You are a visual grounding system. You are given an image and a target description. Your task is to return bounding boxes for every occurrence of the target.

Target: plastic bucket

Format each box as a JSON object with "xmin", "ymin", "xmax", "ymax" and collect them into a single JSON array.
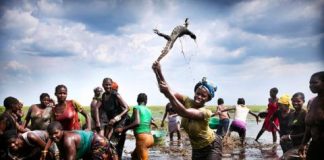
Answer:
[
  {"xmin": 209, "ymin": 117, "xmax": 220, "ymax": 129},
  {"xmin": 152, "ymin": 130, "xmax": 167, "ymax": 145}
]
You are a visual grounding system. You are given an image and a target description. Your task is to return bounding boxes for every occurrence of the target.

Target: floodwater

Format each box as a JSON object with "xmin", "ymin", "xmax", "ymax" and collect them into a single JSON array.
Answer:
[{"xmin": 121, "ymin": 119, "xmax": 284, "ymax": 160}]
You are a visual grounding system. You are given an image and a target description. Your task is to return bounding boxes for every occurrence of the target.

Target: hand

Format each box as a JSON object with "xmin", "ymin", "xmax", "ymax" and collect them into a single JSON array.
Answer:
[
  {"xmin": 115, "ymin": 127, "xmax": 123, "ymax": 133},
  {"xmin": 160, "ymin": 122, "xmax": 164, "ymax": 128},
  {"xmin": 108, "ymin": 119, "xmax": 116, "ymax": 126},
  {"xmin": 298, "ymin": 145, "xmax": 306, "ymax": 159},
  {"xmin": 152, "ymin": 61, "xmax": 161, "ymax": 72},
  {"xmin": 158, "ymin": 81, "xmax": 171, "ymax": 96},
  {"xmin": 280, "ymin": 135, "xmax": 289, "ymax": 142},
  {"xmin": 153, "ymin": 29, "xmax": 160, "ymax": 34}
]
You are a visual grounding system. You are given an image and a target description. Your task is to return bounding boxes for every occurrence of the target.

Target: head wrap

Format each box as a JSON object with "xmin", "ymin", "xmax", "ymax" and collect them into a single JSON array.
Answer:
[
  {"xmin": 194, "ymin": 77, "xmax": 217, "ymax": 100},
  {"xmin": 278, "ymin": 94, "xmax": 292, "ymax": 108},
  {"xmin": 112, "ymin": 81, "xmax": 118, "ymax": 91}
]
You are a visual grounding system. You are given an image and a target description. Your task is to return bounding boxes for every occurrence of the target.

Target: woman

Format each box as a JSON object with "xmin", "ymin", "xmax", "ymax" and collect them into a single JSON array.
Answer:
[
  {"xmin": 52, "ymin": 84, "xmax": 91, "ymax": 130},
  {"xmin": 280, "ymin": 92, "xmax": 306, "ymax": 159},
  {"xmin": 215, "ymin": 98, "xmax": 230, "ymax": 137},
  {"xmin": 255, "ymin": 87, "xmax": 279, "ymax": 143},
  {"xmin": 221, "ymin": 98, "xmax": 259, "ymax": 145},
  {"xmin": 90, "ymin": 87, "xmax": 103, "ymax": 134},
  {"xmin": 152, "ymin": 61, "xmax": 222, "ymax": 160},
  {"xmin": 115, "ymin": 93, "xmax": 158, "ymax": 160},
  {"xmin": 299, "ymin": 71, "xmax": 324, "ymax": 159},
  {"xmin": 161, "ymin": 102, "xmax": 181, "ymax": 141},
  {"xmin": 270, "ymin": 94, "xmax": 293, "ymax": 153},
  {"xmin": 0, "ymin": 97, "xmax": 21, "ymax": 159},
  {"xmin": 94, "ymin": 78, "xmax": 130, "ymax": 159},
  {"xmin": 24, "ymin": 93, "xmax": 53, "ymax": 130},
  {"xmin": 4, "ymin": 130, "xmax": 59, "ymax": 160}
]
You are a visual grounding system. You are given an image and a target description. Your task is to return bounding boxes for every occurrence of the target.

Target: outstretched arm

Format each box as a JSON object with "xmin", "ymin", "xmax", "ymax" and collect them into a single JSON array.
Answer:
[
  {"xmin": 152, "ymin": 61, "xmax": 204, "ymax": 120},
  {"xmin": 161, "ymin": 105, "xmax": 169, "ymax": 127},
  {"xmin": 249, "ymin": 111, "xmax": 259, "ymax": 124}
]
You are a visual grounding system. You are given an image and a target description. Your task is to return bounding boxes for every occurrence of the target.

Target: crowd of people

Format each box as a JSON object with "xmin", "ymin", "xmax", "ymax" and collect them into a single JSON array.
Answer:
[{"xmin": 0, "ymin": 63, "xmax": 323, "ymax": 160}]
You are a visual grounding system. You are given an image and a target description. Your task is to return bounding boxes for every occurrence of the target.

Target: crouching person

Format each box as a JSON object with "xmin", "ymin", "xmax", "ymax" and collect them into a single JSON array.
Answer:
[{"xmin": 43, "ymin": 121, "xmax": 117, "ymax": 160}]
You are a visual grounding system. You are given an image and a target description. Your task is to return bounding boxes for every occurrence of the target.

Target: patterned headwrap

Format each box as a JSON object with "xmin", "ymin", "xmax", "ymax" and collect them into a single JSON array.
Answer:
[
  {"xmin": 194, "ymin": 77, "xmax": 217, "ymax": 100},
  {"xmin": 278, "ymin": 94, "xmax": 292, "ymax": 108}
]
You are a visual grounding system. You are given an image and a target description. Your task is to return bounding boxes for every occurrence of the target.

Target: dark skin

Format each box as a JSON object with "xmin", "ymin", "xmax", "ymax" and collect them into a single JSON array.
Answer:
[
  {"xmin": 270, "ymin": 103, "xmax": 291, "ymax": 134},
  {"xmin": 90, "ymin": 88, "xmax": 103, "ymax": 134},
  {"xmin": 0, "ymin": 102, "xmax": 21, "ymax": 136},
  {"xmin": 94, "ymin": 79, "xmax": 130, "ymax": 139},
  {"xmin": 255, "ymin": 88, "xmax": 278, "ymax": 142},
  {"xmin": 48, "ymin": 129, "xmax": 81, "ymax": 160},
  {"xmin": 24, "ymin": 95, "xmax": 51, "ymax": 129},
  {"xmin": 280, "ymin": 95, "xmax": 305, "ymax": 142},
  {"xmin": 152, "ymin": 61, "xmax": 207, "ymax": 120},
  {"xmin": 299, "ymin": 74, "xmax": 324, "ymax": 158},
  {"xmin": 7, "ymin": 132, "xmax": 48, "ymax": 160},
  {"xmin": 220, "ymin": 105, "xmax": 259, "ymax": 145},
  {"xmin": 54, "ymin": 87, "xmax": 91, "ymax": 130},
  {"xmin": 161, "ymin": 103, "xmax": 181, "ymax": 141},
  {"xmin": 115, "ymin": 101, "xmax": 158, "ymax": 133}
]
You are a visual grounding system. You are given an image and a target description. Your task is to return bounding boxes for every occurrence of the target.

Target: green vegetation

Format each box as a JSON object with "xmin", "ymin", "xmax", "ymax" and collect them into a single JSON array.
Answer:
[{"xmin": 0, "ymin": 105, "xmax": 267, "ymax": 124}]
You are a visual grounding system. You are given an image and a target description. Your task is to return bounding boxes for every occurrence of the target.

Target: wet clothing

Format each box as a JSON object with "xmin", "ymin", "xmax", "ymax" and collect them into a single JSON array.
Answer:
[
  {"xmin": 101, "ymin": 91, "xmax": 130, "ymax": 158},
  {"xmin": 272, "ymin": 109, "xmax": 294, "ymax": 153},
  {"xmin": 192, "ymin": 136, "xmax": 222, "ymax": 160},
  {"xmin": 0, "ymin": 112, "xmax": 17, "ymax": 159},
  {"xmin": 22, "ymin": 130, "xmax": 58, "ymax": 155},
  {"xmin": 229, "ymin": 120, "xmax": 246, "ymax": 138},
  {"xmin": 132, "ymin": 133, "xmax": 154, "ymax": 160},
  {"xmin": 181, "ymin": 96, "xmax": 216, "ymax": 149},
  {"xmin": 288, "ymin": 109, "xmax": 306, "ymax": 147},
  {"xmin": 75, "ymin": 130, "xmax": 93, "ymax": 159},
  {"xmin": 216, "ymin": 118, "xmax": 229, "ymax": 137},
  {"xmin": 29, "ymin": 106, "xmax": 52, "ymax": 130},
  {"xmin": 131, "ymin": 105, "xmax": 152, "ymax": 134},
  {"xmin": 68, "ymin": 130, "xmax": 110, "ymax": 160},
  {"xmin": 168, "ymin": 114, "xmax": 181, "ymax": 133},
  {"xmin": 53, "ymin": 100, "xmax": 83, "ymax": 130},
  {"xmin": 264, "ymin": 99, "xmax": 279, "ymax": 132}
]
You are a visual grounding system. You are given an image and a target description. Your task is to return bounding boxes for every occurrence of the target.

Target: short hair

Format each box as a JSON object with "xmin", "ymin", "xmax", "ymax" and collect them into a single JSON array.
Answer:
[
  {"xmin": 270, "ymin": 87, "xmax": 278, "ymax": 94},
  {"xmin": 292, "ymin": 92, "xmax": 305, "ymax": 102},
  {"xmin": 47, "ymin": 121, "xmax": 63, "ymax": 133},
  {"xmin": 3, "ymin": 130, "xmax": 18, "ymax": 143},
  {"xmin": 217, "ymin": 98, "xmax": 224, "ymax": 105},
  {"xmin": 237, "ymin": 98, "xmax": 245, "ymax": 105},
  {"xmin": 137, "ymin": 93, "xmax": 147, "ymax": 105},
  {"xmin": 55, "ymin": 84, "xmax": 67, "ymax": 94},
  {"xmin": 40, "ymin": 93, "xmax": 50, "ymax": 101},
  {"xmin": 102, "ymin": 77, "xmax": 113, "ymax": 83},
  {"xmin": 3, "ymin": 96, "xmax": 19, "ymax": 109},
  {"xmin": 311, "ymin": 71, "xmax": 324, "ymax": 81}
]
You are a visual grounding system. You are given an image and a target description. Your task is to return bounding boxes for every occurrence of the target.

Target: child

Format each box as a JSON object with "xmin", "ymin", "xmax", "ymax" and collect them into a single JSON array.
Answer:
[
  {"xmin": 161, "ymin": 103, "xmax": 181, "ymax": 141},
  {"xmin": 215, "ymin": 98, "xmax": 230, "ymax": 137},
  {"xmin": 221, "ymin": 98, "xmax": 259, "ymax": 145}
]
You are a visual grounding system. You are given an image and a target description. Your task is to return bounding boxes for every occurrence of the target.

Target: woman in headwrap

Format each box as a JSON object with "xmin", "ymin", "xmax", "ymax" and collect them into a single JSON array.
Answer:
[
  {"xmin": 152, "ymin": 61, "xmax": 222, "ymax": 160},
  {"xmin": 270, "ymin": 94, "xmax": 293, "ymax": 153},
  {"xmin": 299, "ymin": 71, "xmax": 324, "ymax": 159}
]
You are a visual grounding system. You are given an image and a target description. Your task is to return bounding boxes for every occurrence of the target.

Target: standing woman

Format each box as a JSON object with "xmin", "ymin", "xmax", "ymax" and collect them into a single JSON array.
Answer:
[
  {"xmin": 115, "ymin": 93, "xmax": 158, "ymax": 160},
  {"xmin": 255, "ymin": 87, "xmax": 279, "ymax": 143},
  {"xmin": 270, "ymin": 94, "xmax": 293, "ymax": 153},
  {"xmin": 52, "ymin": 84, "xmax": 91, "ymax": 130},
  {"xmin": 24, "ymin": 93, "xmax": 53, "ymax": 130},
  {"xmin": 0, "ymin": 97, "xmax": 21, "ymax": 159},
  {"xmin": 299, "ymin": 71, "xmax": 324, "ymax": 159},
  {"xmin": 152, "ymin": 61, "xmax": 222, "ymax": 160},
  {"xmin": 94, "ymin": 78, "xmax": 130, "ymax": 159}
]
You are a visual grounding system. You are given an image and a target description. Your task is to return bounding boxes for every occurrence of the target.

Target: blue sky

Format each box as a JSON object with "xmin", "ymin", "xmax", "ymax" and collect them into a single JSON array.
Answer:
[{"xmin": 1, "ymin": 0, "xmax": 323, "ymax": 107}]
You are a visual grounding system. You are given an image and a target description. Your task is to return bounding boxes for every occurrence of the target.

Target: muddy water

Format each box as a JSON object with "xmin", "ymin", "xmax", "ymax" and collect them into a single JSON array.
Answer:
[{"xmin": 121, "ymin": 120, "xmax": 283, "ymax": 160}]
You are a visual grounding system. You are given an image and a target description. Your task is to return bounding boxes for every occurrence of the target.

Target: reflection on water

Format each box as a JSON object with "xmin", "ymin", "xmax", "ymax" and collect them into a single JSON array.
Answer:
[{"xmin": 122, "ymin": 120, "xmax": 283, "ymax": 160}]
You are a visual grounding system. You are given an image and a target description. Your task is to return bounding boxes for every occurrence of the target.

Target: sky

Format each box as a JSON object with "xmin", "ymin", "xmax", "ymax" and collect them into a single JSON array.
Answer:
[{"xmin": 0, "ymin": 0, "xmax": 323, "ymax": 107}]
